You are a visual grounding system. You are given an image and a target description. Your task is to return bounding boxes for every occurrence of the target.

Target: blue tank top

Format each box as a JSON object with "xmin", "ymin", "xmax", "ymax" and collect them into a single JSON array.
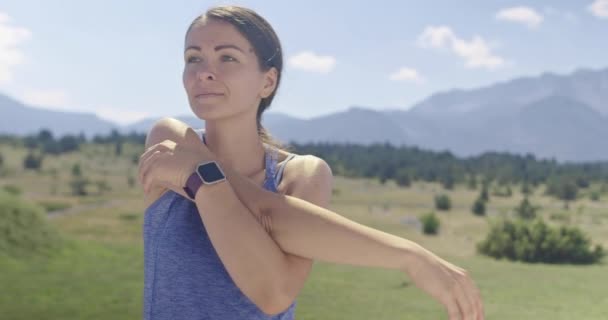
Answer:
[{"xmin": 143, "ymin": 129, "xmax": 298, "ymax": 320}]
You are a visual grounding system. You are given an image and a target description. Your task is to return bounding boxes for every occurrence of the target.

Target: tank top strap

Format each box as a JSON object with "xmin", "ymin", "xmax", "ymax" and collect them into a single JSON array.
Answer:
[
  {"xmin": 275, "ymin": 153, "xmax": 297, "ymax": 186},
  {"xmin": 201, "ymin": 129, "xmax": 278, "ymax": 189},
  {"xmin": 263, "ymin": 144, "xmax": 279, "ymax": 182}
]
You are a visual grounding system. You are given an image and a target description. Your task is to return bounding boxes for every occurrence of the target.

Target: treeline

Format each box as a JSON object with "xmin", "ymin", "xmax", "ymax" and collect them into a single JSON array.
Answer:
[
  {"xmin": 2, "ymin": 130, "xmax": 608, "ymax": 190},
  {"xmin": 289, "ymin": 142, "xmax": 608, "ymax": 188},
  {"xmin": 0, "ymin": 128, "xmax": 146, "ymax": 155}
]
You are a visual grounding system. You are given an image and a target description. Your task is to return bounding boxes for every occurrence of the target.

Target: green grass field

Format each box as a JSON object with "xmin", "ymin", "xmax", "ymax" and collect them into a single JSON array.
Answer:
[{"xmin": 1, "ymin": 142, "xmax": 607, "ymax": 319}]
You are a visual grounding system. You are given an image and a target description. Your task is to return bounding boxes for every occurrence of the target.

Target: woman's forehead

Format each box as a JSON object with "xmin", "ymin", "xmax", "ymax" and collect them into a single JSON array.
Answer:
[{"xmin": 186, "ymin": 19, "xmax": 251, "ymax": 50}]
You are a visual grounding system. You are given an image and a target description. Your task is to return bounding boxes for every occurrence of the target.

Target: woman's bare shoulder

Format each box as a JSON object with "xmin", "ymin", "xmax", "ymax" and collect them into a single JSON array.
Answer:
[
  {"xmin": 276, "ymin": 151, "xmax": 333, "ymax": 199},
  {"xmin": 145, "ymin": 117, "xmax": 196, "ymax": 145},
  {"xmin": 142, "ymin": 117, "xmax": 199, "ymax": 208}
]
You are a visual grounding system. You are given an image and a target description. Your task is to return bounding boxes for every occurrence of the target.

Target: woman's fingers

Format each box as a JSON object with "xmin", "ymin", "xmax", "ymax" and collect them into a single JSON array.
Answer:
[
  {"xmin": 142, "ymin": 154, "xmax": 163, "ymax": 195},
  {"xmin": 446, "ymin": 294, "xmax": 462, "ymax": 320},
  {"xmin": 458, "ymin": 271, "xmax": 485, "ymax": 320},
  {"xmin": 460, "ymin": 272, "xmax": 483, "ymax": 320},
  {"xmin": 138, "ymin": 144, "xmax": 171, "ymax": 186}
]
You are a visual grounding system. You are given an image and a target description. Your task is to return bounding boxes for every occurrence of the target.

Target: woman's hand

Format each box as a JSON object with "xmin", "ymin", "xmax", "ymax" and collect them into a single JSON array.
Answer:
[
  {"xmin": 403, "ymin": 247, "xmax": 484, "ymax": 320},
  {"xmin": 138, "ymin": 127, "xmax": 215, "ymax": 195}
]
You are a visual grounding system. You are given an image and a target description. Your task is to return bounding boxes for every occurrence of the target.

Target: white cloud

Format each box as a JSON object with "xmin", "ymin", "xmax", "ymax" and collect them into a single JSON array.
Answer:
[
  {"xmin": 417, "ymin": 26, "xmax": 505, "ymax": 70},
  {"xmin": 95, "ymin": 106, "xmax": 151, "ymax": 125},
  {"xmin": 0, "ymin": 12, "xmax": 31, "ymax": 83},
  {"xmin": 496, "ymin": 6, "xmax": 544, "ymax": 28},
  {"xmin": 389, "ymin": 67, "xmax": 425, "ymax": 83},
  {"xmin": 21, "ymin": 89, "xmax": 71, "ymax": 109},
  {"xmin": 589, "ymin": 0, "xmax": 608, "ymax": 18},
  {"xmin": 287, "ymin": 51, "xmax": 336, "ymax": 73}
]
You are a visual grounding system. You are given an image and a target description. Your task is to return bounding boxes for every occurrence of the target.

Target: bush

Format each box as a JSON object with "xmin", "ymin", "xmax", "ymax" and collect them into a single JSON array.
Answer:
[
  {"xmin": 420, "ymin": 212, "xmax": 440, "ymax": 235},
  {"xmin": 23, "ymin": 152, "xmax": 43, "ymax": 170},
  {"xmin": 70, "ymin": 177, "xmax": 90, "ymax": 196},
  {"xmin": 440, "ymin": 175, "xmax": 454, "ymax": 190},
  {"xmin": 2, "ymin": 184, "xmax": 22, "ymax": 196},
  {"xmin": 477, "ymin": 218, "xmax": 605, "ymax": 264},
  {"xmin": 36, "ymin": 200, "xmax": 72, "ymax": 212},
  {"xmin": 480, "ymin": 184, "xmax": 490, "ymax": 202},
  {"xmin": 434, "ymin": 194, "xmax": 451, "ymax": 211},
  {"xmin": 515, "ymin": 197, "xmax": 537, "ymax": 220},
  {"xmin": 0, "ymin": 190, "xmax": 65, "ymax": 258},
  {"xmin": 394, "ymin": 168, "xmax": 412, "ymax": 187},
  {"xmin": 472, "ymin": 197, "xmax": 486, "ymax": 216}
]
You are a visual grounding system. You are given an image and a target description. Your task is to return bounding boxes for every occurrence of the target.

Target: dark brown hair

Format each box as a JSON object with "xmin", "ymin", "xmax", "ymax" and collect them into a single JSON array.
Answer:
[{"xmin": 187, "ymin": 5, "xmax": 289, "ymax": 151}]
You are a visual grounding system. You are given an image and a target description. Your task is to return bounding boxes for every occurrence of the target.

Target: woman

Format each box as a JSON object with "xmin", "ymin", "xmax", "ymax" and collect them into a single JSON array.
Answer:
[{"xmin": 139, "ymin": 5, "xmax": 484, "ymax": 320}]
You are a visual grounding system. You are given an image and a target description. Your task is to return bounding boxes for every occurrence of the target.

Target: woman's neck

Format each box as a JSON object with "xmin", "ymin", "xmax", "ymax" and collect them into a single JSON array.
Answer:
[{"xmin": 202, "ymin": 119, "xmax": 267, "ymax": 178}]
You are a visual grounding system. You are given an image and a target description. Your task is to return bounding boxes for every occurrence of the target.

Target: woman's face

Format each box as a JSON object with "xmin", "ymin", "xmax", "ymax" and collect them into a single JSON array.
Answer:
[{"xmin": 183, "ymin": 18, "xmax": 277, "ymax": 122}]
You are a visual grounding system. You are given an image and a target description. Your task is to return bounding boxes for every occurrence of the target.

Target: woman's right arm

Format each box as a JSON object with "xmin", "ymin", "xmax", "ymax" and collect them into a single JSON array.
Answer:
[{"xmin": 220, "ymin": 159, "xmax": 484, "ymax": 319}]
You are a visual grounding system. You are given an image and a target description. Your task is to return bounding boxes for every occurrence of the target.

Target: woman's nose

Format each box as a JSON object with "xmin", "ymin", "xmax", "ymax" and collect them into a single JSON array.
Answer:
[{"xmin": 196, "ymin": 64, "xmax": 216, "ymax": 81}]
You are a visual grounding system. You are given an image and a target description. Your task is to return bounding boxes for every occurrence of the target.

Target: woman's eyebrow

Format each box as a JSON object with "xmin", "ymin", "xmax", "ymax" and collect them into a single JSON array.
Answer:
[{"xmin": 184, "ymin": 44, "xmax": 246, "ymax": 54}]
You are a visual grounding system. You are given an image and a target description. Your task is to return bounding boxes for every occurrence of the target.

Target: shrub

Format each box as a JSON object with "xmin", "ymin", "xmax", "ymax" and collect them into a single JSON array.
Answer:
[
  {"xmin": 0, "ymin": 190, "xmax": 64, "ymax": 258},
  {"xmin": 2, "ymin": 184, "xmax": 22, "ymax": 196},
  {"xmin": 515, "ymin": 197, "xmax": 537, "ymax": 220},
  {"xmin": 394, "ymin": 168, "xmax": 412, "ymax": 187},
  {"xmin": 477, "ymin": 218, "xmax": 605, "ymax": 264},
  {"xmin": 480, "ymin": 184, "xmax": 490, "ymax": 202},
  {"xmin": 472, "ymin": 197, "xmax": 486, "ymax": 216},
  {"xmin": 434, "ymin": 194, "xmax": 451, "ymax": 211},
  {"xmin": 23, "ymin": 152, "xmax": 43, "ymax": 170},
  {"xmin": 420, "ymin": 212, "xmax": 440, "ymax": 235}
]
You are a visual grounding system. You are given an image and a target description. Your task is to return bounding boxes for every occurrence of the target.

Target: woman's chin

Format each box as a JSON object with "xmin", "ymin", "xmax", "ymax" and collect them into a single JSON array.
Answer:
[{"xmin": 190, "ymin": 105, "xmax": 227, "ymax": 121}]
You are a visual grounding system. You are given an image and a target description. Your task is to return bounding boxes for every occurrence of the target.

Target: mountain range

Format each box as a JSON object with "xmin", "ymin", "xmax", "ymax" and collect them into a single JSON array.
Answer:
[{"xmin": 1, "ymin": 67, "xmax": 607, "ymax": 162}]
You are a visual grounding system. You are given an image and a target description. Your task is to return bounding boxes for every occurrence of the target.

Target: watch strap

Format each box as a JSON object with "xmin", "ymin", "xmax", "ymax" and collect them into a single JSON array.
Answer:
[{"xmin": 183, "ymin": 171, "xmax": 202, "ymax": 200}]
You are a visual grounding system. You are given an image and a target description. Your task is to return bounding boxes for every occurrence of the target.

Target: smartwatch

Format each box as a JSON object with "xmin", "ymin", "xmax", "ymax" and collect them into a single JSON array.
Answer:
[{"xmin": 183, "ymin": 160, "xmax": 227, "ymax": 200}]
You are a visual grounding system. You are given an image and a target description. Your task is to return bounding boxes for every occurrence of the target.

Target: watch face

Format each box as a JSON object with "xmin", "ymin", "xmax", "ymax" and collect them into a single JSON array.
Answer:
[{"xmin": 196, "ymin": 161, "xmax": 226, "ymax": 184}]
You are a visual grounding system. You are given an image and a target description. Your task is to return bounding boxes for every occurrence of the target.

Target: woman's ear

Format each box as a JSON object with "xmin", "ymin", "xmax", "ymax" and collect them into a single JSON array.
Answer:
[{"xmin": 260, "ymin": 67, "xmax": 278, "ymax": 98}]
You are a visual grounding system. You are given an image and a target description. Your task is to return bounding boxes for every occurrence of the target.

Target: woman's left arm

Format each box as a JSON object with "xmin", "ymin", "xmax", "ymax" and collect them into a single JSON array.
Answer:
[{"xmin": 139, "ymin": 125, "xmax": 299, "ymax": 316}]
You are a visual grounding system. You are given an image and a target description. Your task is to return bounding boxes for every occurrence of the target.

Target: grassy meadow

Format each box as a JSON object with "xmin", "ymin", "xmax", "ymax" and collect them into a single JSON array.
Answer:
[{"xmin": 1, "ymin": 141, "xmax": 607, "ymax": 319}]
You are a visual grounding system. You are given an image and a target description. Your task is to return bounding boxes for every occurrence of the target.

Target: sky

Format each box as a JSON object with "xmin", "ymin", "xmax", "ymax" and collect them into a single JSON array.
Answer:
[{"xmin": 0, "ymin": 0, "xmax": 607, "ymax": 125}]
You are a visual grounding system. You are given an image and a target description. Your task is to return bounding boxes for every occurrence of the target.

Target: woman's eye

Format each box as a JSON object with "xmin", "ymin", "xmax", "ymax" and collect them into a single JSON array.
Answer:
[
  {"xmin": 186, "ymin": 56, "xmax": 201, "ymax": 63},
  {"xmin": 221, "ymin": 55, "xmax": 237, "ymax": 62}
]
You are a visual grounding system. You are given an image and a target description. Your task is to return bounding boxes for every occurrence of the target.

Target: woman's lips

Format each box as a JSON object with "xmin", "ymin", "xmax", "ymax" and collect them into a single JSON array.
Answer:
[{"xmin": 195, "ymin": 93, "xmax": 224, "ymax": 98}]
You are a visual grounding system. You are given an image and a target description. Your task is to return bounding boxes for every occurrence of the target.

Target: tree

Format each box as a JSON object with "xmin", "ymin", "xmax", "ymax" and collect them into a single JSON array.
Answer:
[
  {"xmin": 58, "ymin": 135, "xmax": 80, "ymax": 153},
  {"xmin": 72, "ymin": 163, "xmax": 82, "ymax": 176},
  {"xmin": 515, "ymin": 197, "xmax": 536, "ymax": 220},
  {"xmin": 547, "ymin": 178, "xmax": 578, "ymax": 209},
  {"xmin": 472, "ymin": 197, "xmax": 486, "ymax": 216},
  {"xmin": 23, "ymin": 152, "xmax": 43, "ymax": 170},
  {"xmin": 394, "ymin": 168, "xmax": 412, "ymax": 188},
  {"xmin": 69, "ymin": 163, "xmax": 89, "ymax": 196},
  {"xmin": 420, "ymin": 212, "xmax": 440, "ymax": 235},
  {"xmin": 440, "ymin": 174, "xmax": 455, "ymax": 190},
  {"xmin": 434, "ymin": 194, "xmax": 451, "ymax": 211},
  {"xmin": 115, "ymin": 141, "xmax": 123, "ymax": 157},
  {"xmin": 521, "ymin": 180, "xmax": 533, "ymax": 196},
  {"xmin": 467, "ymin": 175, "xmax": 477, "ymax": 190},
  {"xmin": 480, "ymin": 183, "xmax": 490, "ymax": 202},
  {"xmin": 69, "ymin": 178, "xmax": 90, "ymax": 196},
  {"xmin": 37, "ymin": 129, "xmax": 54, "ymax": 143}
]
